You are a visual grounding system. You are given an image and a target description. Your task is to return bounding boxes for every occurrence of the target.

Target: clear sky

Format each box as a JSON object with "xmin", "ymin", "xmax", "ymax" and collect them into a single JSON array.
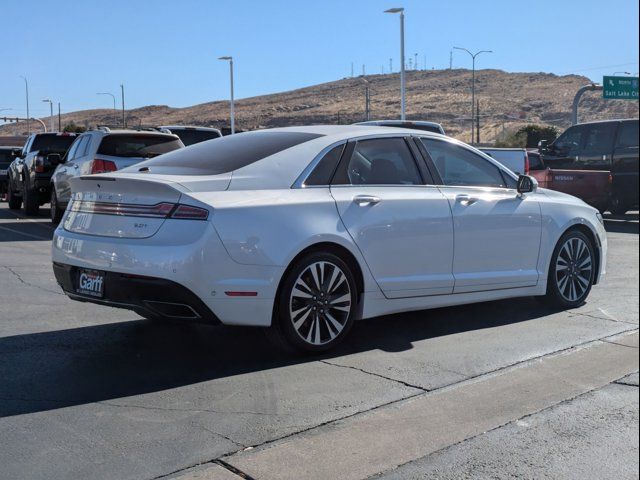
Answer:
[{"xmin": 1, "ymin": 0, "xmax": 638, "ymax": 120}]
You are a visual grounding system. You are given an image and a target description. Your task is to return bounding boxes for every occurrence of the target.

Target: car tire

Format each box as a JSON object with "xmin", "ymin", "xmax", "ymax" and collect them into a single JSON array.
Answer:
[
  {"xmin": 540, "ymin": 229, "xmax": 596, "ymax": 309},
  {"xmin": 22, "ymin": 184, "xmax": 40, "ymax": 216},
  {"xmin": 50, "ymin": 188, "xmax": 64, "ymax": 224},
  {"xmin": 609, "ymin": 195, "xmax": 628, "ymax": 215},
  {"xmin": 7, "ymin": 180, "xmax": 21, "ymax": 210},
  {"xmin": 268, "ymin": 252, "xmax": 358, "ymax": 353}
]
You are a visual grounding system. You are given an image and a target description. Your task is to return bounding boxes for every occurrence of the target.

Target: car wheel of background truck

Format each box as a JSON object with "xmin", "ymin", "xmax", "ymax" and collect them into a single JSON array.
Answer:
[
  {"xmin": 7, "ymin": 182, "xmax": 22, "ymax": 210},
  {"xmin": 50, "ymin": 188, "xmax": 64, "ymax": 224},
  {"xmin": 22, "ymin": 185, "xmax": 40, "ymax": 216}
]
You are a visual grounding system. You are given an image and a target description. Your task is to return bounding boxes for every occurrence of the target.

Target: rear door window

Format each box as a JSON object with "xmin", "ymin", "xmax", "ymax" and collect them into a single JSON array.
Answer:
[
  {"xmin": 97, "ymin": 134, "xmax": 183, "ymax": 158},
  {"xmin": 132, "ymin": 131, "xmax": 324, "ymax": 175},
  {"xmin": 581, "ymin": 123, "xmax": 617, "ymax": 156},
  {"xmin": 615, "ymin": 121, "xmax": 639, "ymax": 148},
  {"xmin": 332, "ymin": 138, "xmax": 423, "ymax": 185}
]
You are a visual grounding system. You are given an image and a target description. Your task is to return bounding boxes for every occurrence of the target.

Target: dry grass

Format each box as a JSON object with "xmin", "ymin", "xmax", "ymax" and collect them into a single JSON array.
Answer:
[{"xmin": 1, "ymin": 69, "xmax": 637, "ymax": 142}]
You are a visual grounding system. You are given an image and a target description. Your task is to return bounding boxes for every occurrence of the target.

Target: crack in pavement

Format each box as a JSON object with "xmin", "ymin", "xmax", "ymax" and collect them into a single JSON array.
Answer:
[
  {"xmin": 568, "ymin": 310, "xmax": 638, "ymax": 326},
  {"xmin": 97, "ymin": 400, "xmax": 277, "ymax": 418},
  {"xmin": 320, "ymin": 359, "xmax": 430, "ymax": 392},
  {"xmin": 196, "ymin": 425, "xmax": 246, "ymax": 449},
  {"xmin": 123, "ymin": 328, "xmax": 640, "ymax": 480},
  {"xmin": 2, "ymin": 265, "xmax": 65, "ymax": 296}
]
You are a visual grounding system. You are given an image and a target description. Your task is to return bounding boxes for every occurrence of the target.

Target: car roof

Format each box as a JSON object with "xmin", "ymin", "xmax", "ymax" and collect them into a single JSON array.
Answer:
[
  {"xmin": 576, "ymin": 118, "xmax": 638, "ymax": 126},
  {"xmin": 90, "ymin": 129, "xmax": 178, "ymax": 136},
  {"xmin": 160, "ymin": 125, "xmax": 221, "ymax": 131},
  {"xmin": 355, "ymin": 120, "xmax": 443, "ymax": 127}
]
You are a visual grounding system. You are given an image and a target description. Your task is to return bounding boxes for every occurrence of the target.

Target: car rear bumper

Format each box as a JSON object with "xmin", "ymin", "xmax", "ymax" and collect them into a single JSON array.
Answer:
[
  {"xmin": 53, "ymin": 262, "xmax": 221, "ymax": 323},
  {"xmin": 52, "ymin": 220, "xmax": 284, "ymax": 326}
]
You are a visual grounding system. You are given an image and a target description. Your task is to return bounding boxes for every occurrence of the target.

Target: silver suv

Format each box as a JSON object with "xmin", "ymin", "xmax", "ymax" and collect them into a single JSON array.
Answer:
[{"xmin": 50, "ymin": 128, "xmax": 184, "ymax": 223}]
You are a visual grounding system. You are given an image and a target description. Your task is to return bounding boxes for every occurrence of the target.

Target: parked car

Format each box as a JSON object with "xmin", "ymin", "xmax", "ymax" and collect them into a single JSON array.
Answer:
[
  {"xmin": 0, "ymin": 146, "xmax": 22, "ymax": 200},
  {"xmin": 479, "ymin": 148, "xmax": 529, "ymax": 175},
  {"xmin": 539, "ymin": 119, "xmax": 639, "ymax": 214},
  {"xmin": 52, "ymin": 126, "xmax": 606, "ymax": 353},
  {"xmin": 159, "ymin": 125, "xmax": 222, "ymax": 146},
  {"xmin": 354, "ymin": 120, "xmax": 446, "ymax": 135},
  {"xmin": 6, "ymin": 132, "xmax": 78, "ymax": 214},
  {"xmin": 50, "ymin": 128, "xmax": 184, "ymax": 223}
]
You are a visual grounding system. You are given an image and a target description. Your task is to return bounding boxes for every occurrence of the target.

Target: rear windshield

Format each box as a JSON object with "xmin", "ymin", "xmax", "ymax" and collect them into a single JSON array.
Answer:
[
  {"xmin": 528, "ymin": 152, "xmax": 545, "ymax": 170},
  {"xmin": 132, "ymin": 131, "xmax": 324, "ymax": 175},
  {"xmin": 171, "ymin": 129, "xmax": 221, "ymax": 146},
  {"xmin": 97, "ymin": 134, "xmax": 183, "ymax": 158},
  {"xmin": 0, "ymin": 149, "xmax": 15, "ymax": 163},
  {"xmin": 31, "ymin": 134, "xmax": 77, "ymax": 155}
]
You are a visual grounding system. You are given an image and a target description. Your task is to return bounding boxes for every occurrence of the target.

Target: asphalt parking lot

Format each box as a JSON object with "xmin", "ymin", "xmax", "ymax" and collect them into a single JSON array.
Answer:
[{"xmin": 0, "ymin": 203, "xmax": 638, "ymax": 480}]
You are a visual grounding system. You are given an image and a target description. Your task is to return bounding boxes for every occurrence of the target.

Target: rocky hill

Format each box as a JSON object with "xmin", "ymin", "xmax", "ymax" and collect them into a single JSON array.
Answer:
[{"xmin": 1, "ymin": 69, "xmax": 638, "ymax": 143}]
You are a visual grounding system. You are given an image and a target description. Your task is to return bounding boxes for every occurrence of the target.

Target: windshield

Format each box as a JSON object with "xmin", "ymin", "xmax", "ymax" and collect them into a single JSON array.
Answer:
[
  {"xmin": 171, "ymin": 129, "xmax": 221, "ymax": 146},
  {"xmin": 130, "ymin": 130, "xmax": 324, "ymax": 175},
  {"xmin": 30, "ymin": 134, "xmax": 77, "ymax": 155},
  {"xmin": 97, "ymin": 134, "xmax": 183, "ymax": 158}
]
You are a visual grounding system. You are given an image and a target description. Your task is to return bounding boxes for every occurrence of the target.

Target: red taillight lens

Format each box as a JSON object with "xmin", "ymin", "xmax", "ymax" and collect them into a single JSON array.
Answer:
[
  {"xmin": 35, "ymin": 156, "xmax": 45, "ymax": 173},
  {"xmin": 69, "ymin": 200, "xmax": 209, "ymax": 220},
  {"xmin": 170, "ymin": 204, "xmax": 209, "ymax": 220},
  {"xmin": 90, "ymin": 159, "xmax": 117, "ymax": 174}
]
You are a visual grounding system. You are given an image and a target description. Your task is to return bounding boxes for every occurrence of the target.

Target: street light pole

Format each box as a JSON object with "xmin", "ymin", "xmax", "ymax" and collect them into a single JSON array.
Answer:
[
  {"xmin": 453, "ymin": 47, "xmax": 492, "ymax": 144},
  {"xmin": 218, "ymin": 56, "xmax": 235, "ymax": 134},
  {"xmin": 385, "ymin": 8, "xmax": 406, "ymax": 120},
  {"xmin": 120, "ymin": 84, "xmax": 126, "ymax": 128},
  {"xmin": 97, "ymin": 92, "xmax": 117, "ymax": 125},
  {"xmin": 42, "ymin": 99, "xmax": 54, "ymax": 132},
  {"xmin": 20, "ymin": 76, "xmax": 30, "ymax": 135}
]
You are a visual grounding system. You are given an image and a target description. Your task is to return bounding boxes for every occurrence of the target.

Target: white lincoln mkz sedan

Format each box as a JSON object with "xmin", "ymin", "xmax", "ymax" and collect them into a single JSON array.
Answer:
[{"xmin": 52, "ymin": 126, "xmax": 607, "ymax": 352}]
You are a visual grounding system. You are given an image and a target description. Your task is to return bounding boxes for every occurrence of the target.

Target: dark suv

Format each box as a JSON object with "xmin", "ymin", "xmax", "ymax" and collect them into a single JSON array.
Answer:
[
  {"xmin": 539, "ymin": 119, "xmax": 639, "ymax": 214},
  {"xmin": 6, "ymin": 132, "xmax": 78, "ymax": 214}
]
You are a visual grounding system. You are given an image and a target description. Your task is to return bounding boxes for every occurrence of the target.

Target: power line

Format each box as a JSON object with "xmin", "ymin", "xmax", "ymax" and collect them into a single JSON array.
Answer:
[{"xmin": 559, "ymin": 61, "xmax": 639, "ymax": 74}]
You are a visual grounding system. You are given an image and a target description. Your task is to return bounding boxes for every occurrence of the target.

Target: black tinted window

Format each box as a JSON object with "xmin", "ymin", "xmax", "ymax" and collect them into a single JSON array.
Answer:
[
  {"xmin": 30, "ymin": 134, "xmax": 77, "ymax": 155},
  {"xmin": 132, "ymin": 131, "xmax": 324, "ymax": 175},
  {"xmin": 421, "ymin": 138, "xmax": 507, "ymax": 188},
  {"xmin": 616, "ymin": 121, "xmax": 639, "ymax": 148},
  {"xmin": 171, "ymin": 129, "xmax": 222, "ymax": 146},
  {"xmin": 553, "ymin": 126, "xmax": 584, "ymax": 156},
  {"xmin": 304, "ymin": 144, "xmax": 345, "ymax": 186},
  {"xmin": 334, "ymin": 138, "xmax": 422, "ymax": 185},
  {"xmin": 528, "ymin": 152, "xmax": 545, "ymax": 170},
  {"xmin": 581, "ymin": 123, "xmax": 616, "ymax": 156},
  {"xmin": 98, "ymin": 134, "xmax": 183, "ymax": 158},
  {"xmin": 0, "ymin": 149, "xmax": 14, "ymax": 162}
]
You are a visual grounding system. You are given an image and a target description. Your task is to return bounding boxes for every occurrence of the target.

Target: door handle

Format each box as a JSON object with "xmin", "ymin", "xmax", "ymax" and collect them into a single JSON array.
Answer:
[
  {"xmin": 455, "ymin": 194, "xmax": 478, "ymax": 206},
  {"xmin": 353, "ymin": 195, "xmax": 381, "ymax": 206}
]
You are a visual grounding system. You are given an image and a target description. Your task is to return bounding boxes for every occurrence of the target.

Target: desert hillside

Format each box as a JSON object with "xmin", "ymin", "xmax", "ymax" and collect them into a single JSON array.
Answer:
[{"xmin": 1, "ymin": 69, "xmax": 638, "ymax": 142}]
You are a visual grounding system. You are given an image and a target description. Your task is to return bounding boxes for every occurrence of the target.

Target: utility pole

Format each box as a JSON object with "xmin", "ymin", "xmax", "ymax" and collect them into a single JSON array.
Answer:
[
  {"xmin": 57, "ymin": 102, "xmax": 61, "ymax": 131},
  {"xmin": 351, "ymin": 62, "xmax": 354, "ymax": 77},
  {"xmin": 218, "ymin": 56, "xmax": 235, "ymax": 134},
  {"xmin": 423, "ymin": 54, "xmax": 426, "ymax": 71},
  {"xmin": 476, "ymin": 99, "xmax": 480, "ymax": 144},
  {"xmin": 385, "ymin": 8, "xmax": 406, "ymax": 120},
  {"xmin": 449, "ymin": 50, "xmax": 453, "ymax": 70},
  {"xmin": 389, "ymin": 58, "xmax": 393, "ymax": 73},
  {"xmin": 414, "ymin": 53, "xmax": 418, "ymax": 70},
  {"xmin": 362, "ymin": 64, "xmax": 365, "ymax": 76},
  {"xmin": 20, "ymin": 76, "xmax": 30, "ymax": 135},
  {"xmin": 120, "ymin": 84, "xmax": 126, "ymax": 128},
  {"xmin": 453, "ymin": 46, "xmax": 492, "ymax": 144}
]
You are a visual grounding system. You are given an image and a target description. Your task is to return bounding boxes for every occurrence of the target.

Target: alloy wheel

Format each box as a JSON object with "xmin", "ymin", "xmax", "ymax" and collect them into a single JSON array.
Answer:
[
  {"xmin": 555, "ymin": 237, "xmax": 593, "ymax": 302},
  {"xmin": 289, "ymin": 261, "xmax": 352, "ymax": 346}
]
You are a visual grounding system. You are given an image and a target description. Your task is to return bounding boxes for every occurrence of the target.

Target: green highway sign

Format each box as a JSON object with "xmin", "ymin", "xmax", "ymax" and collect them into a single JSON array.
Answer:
[{"xmin": 603, "ymin": 76, "xmax": 639, "ymax": 100}]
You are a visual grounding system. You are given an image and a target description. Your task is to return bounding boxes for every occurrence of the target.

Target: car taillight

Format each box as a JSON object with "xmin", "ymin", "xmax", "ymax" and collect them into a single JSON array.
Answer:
[
  {"xmin": 35, "ymin": 156, "xmax": 45, "ymax": 173},
  {"xmin": 608, "ymin": 173, "xmax": 613, "ymax": 184},
  {"xmin": 90, "ymin": 159, "xmax": 117, "ymax": 174},
  {"xmin": 524, "ymin": 153, "xmax": 530, "ymax": 175},
  {"xmin": 69, "ymin": 200, "xmax": 209, "ymax": 220}
]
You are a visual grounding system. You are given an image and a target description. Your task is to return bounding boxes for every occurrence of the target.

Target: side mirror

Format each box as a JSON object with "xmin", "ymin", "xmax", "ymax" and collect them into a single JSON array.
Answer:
[
  {"xmin": 517, "ymin": 174, "xmax": 538, "ymax": 195},
  {"xmin": 47, "ymin": 153, "xmax": 62, "ymax": 165},
  {"xmin": 11, "ymin": 148, "xmax": 22, "ymax": 159},
  {"xmin": 537, "ymin": 140, "xmax": 548, "ymax": 153}
]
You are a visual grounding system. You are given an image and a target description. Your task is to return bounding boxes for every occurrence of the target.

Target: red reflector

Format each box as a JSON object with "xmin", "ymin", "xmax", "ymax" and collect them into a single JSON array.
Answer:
[
  {"xmin": 224, "ymin": 291, "xmax": 258, "ymax": 297},
  {"xmin": 90, "ymin": 159, "xmax": 117, "ymax": 174}
]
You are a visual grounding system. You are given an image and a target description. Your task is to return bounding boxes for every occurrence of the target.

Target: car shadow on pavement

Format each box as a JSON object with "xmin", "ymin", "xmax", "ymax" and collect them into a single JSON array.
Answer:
[
  {"xmin": 0, "ymin": 207, "xmax": 55, "ymax": 242},
  {"xmin": 603, "ymin": 212, "xmax": 639, "ymax": 234},
  {"xmin": 0, "ymin": 297, "xmax": 562, "ymax": 418}
]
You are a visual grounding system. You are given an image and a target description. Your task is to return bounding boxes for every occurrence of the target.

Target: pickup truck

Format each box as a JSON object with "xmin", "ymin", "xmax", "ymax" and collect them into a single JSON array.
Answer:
[
  {"xmin": 6, "ymin": 132, "xmax": 78, "ymax": 214},
  {"xmin": 539, "ymin": 119, "xmax": 639, "ymax": 214},
  {"xmin": 1, "ymin": 146, "xmax": 22, "ymax": 200}
]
